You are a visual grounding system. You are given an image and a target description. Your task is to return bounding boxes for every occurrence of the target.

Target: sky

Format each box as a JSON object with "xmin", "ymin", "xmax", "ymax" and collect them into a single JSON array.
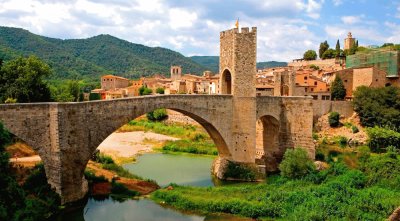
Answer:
[{"xmin": 0, "ymin": 0, "xmax": 399, "ymax": 62}]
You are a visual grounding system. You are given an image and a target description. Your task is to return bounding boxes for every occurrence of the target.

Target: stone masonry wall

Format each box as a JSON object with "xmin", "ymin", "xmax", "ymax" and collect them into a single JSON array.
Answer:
[{"xmin": 312, "ymin": 100, "xmax": 354, "ymax": 122}]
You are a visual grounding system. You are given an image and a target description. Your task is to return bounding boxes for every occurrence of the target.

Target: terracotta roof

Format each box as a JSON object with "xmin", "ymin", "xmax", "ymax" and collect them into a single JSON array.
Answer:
[{"xmin": 102, "ymin": 75, "xmax": 129, "ymax": 80}]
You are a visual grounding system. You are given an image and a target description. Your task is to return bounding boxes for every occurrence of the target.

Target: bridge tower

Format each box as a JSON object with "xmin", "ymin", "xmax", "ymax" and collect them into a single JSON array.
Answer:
[{"xmin": 213, "ymin": 27, "xmax": 259, "ymax": 178}]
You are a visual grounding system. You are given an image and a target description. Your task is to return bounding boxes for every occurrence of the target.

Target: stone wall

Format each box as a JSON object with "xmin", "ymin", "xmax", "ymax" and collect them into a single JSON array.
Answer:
[
  {"xmin": 312, "ymin": 100, "xmax": 354, "ymax": 121},
  {"xmin": 256, "ymin": 96, "xmax": 315, "ymax": 171}
]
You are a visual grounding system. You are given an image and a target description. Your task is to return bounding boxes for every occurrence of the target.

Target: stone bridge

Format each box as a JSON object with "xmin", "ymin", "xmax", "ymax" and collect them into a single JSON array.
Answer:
[
  {"xmin": 0, "ymin": 95, "xmax": 314, "ymax": 203},
  {"xmin": 0, "ymin": 26, "xmax": 315, "ymax": 203}
]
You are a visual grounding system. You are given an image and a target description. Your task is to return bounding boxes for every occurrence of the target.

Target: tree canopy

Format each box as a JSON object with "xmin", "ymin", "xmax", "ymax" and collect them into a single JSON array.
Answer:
[
  {"xmin": 335, "ymin": 40, "xmax": 341, "ymax": 57},
  {"xmin": 303, "ymin": 50, "xmax": 317, "ymax": 61},
  {"xmin": 0, "ymin": 56, "xmax": 52, "ymax": 103},
  {"xmin": 330, "ymin": 76, "xmax": 346, "ymax": 100},
  {"xmin": 353, "ymin": 86, "xmax": 400, "ymax": 131},
  {"xmin": 139, "ymin": 86, "xmax": 153, "ymax": 96},
  {"xmin": 319, "ymin": 41, "xmax": 329, "ymax": 59},
  {"xmin": 321, "ymin": 49, "xmax": 337, "ymax": 60}
]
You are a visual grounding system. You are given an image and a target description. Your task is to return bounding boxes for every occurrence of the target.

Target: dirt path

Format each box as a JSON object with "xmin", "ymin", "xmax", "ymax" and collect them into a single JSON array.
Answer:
[{"xmin": 98, "ymin": 131, "xmax": 179, "ymax": 158}]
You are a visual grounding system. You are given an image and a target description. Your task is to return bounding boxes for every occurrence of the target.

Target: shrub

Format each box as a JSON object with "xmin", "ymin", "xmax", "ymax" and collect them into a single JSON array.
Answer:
[
  {"xmin": 89, "ymin": 93, "xmax": 101, "ymax": 101},
  {"xmin": 139, "ymin": 86, "xmax": 153, "ymax": 96},
  {"xmin": 309, "ymin": 64, "xmax": 319, "ymax": 70},
  {"xmin": 365, "ymin": 126, "xmax": 400, "ymax": 152},
  {"xmin": 312, "ymin": 133, "xmax": 319, "ymax": 141},
  {"xmin": 156, "ymin": 88, "xmax": 165, "ymax": 94},
  {"xmin": 315, "ymin": 149, "xmax": 325, "ymax": 161},
  {"xmin": 147, "ymin": 108, "xmax": 168, "ymax": 121},
  {"xmin": 94, "ymin": 152, "xmax": 115, "ymax": 164},
  {"xmin": 336, "ymin": 136, "xmax": 348, "ymax": 148},
  {"xmin": 361, "ymin": 153, "xmax": 400, "ymax": 189},
  {"xmin": 328, "ymin": 112, "xmax": 340, "ymax": 127},
  {"xmin": 353, "ymin": 86, "xmax": 400, "ymax": 130},
  {"xmin": 224, "ymin": 161, "xmax": 261, "ymax": 181},
  {"xmin": 84, "ymin": 170, "xmax": 107, "ymax": 183},
  {"xmin": 279, "ymin": 148, "xmax": 316, "ymax": 179},
  {"xmin": 351, "ymin": 125, "xmax": 359, "ymax": 133}
]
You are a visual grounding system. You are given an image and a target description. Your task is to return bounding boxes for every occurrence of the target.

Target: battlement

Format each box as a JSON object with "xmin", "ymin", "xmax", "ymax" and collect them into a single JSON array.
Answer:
[{"xmin": 220, "ymin": 27, "xmax": 257, "ymax": 37}]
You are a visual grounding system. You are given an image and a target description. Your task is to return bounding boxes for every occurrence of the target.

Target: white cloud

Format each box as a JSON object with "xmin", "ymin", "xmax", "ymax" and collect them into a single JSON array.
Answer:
[
  {"xmin": 332, "ymin": 0, "xmax": 343, "ymax": 6},
  {"xmin": 341, "ymin": 15, "xmax": 364, "ymax": 25},
  {"xmin": 0, "ymin": 0, "xmax": 394, "ymax": 63},
  {"xmin": 168, "ymin": 8, "xmax": 198, "ymax": 29}
]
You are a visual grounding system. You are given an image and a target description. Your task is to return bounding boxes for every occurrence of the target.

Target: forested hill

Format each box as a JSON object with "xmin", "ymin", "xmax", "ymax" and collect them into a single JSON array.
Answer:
[
  {"xmin": 190, "ymin": 56, "xmax": 288, "ymax": 73},
  {"xmin": 0, "ymin": 26, "xmax": 208, "ymax": 82}
]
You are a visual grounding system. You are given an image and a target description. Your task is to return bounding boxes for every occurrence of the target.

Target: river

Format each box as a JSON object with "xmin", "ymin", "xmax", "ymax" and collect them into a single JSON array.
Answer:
[{"xmin": 54, "ymin": 153, "xmax": 251, "ymax": 221}]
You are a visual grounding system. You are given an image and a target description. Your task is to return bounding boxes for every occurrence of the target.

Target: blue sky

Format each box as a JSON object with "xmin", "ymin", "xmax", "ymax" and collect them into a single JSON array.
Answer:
[{"xmin": 0, "ymin": 0, "xmax": 399, "ymax": 62}]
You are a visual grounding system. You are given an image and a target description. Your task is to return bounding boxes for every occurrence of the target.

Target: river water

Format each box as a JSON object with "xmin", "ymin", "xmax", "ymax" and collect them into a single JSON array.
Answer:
[{"xmin": 55, "ymin": 153, "xmax": 251, "ymax": 221}]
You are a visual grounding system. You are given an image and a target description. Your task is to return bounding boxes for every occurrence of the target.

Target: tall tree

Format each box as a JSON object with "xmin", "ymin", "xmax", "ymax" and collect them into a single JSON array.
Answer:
[
  {"xmin": 303, "ymin": 50, "xmax": 317, "ymax": 61},
  {"xmin": 0, "ymin": 56, "xmax": 52, "ymax": 103},
  {"xmin": 319, "ymin": 41, "xmax": 329, "ymax": 59},
  {"xmin": 331, "ymin": 76, "xmax": 346, "ymax": 100},
  {"xmin": 67, "ymin": 80, "xmax": 81, "ymax": 102},
  {"xmin": 335, "ymin": 40, "xmax": 341, "ymax": 57}
]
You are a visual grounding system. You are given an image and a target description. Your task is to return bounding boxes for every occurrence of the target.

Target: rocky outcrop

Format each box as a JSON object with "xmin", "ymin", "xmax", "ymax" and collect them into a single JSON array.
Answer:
[{"xmin": 389, "ymin": 207, "xmax": 400, "ymax": 221}]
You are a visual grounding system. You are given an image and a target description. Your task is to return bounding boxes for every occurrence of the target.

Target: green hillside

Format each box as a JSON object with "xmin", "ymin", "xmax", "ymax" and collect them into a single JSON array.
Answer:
[
  {"xmin": 190, "ymin": 56, "xmax": 287, "ymax": 73},
  {"xmin": 0, "ymin": 26, "xmax": 208, "ymax": 82}
]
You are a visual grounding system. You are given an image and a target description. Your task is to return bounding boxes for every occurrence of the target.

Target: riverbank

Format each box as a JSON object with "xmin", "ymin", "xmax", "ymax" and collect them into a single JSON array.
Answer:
[{"xmin": 152, "ymin": 148, "xmax": 400, "ymax": 220}]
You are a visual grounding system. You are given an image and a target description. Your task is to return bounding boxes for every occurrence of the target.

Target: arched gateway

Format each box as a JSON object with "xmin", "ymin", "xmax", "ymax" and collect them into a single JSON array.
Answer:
[{"xmin": 0, "ymin": 27, "xmax": 315, "ymax": 204}]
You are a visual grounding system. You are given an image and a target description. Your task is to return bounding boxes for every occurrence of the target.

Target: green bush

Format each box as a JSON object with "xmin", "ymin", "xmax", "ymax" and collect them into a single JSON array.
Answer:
[
  {"xmin": 139, "ymin": 86, "xmax": 152, "ymax": 96},
  {"xmin": 361, "ymin": 153, "xmax": 400, "ymax": 190},
  {"xmin": 94, "ymin": 152, "xmax": 115, "ymax": 164},
  {"xmin": 89, "ymin": 92, "xmax": 101, "ymax": 101},
  {"xmin": 223, "ymin": 161, "xmax": 261, "ymax": 181},
  {"xmin": 365, "ymin": 126, "xmax": 400, "ymax": 152},
  {"xmin": 279, "ymin": 148, "xmax": 316, "ymax": 179},
  {"xmin": 351, "ymin": 125, "xmax": 359, "ymax": 133},
  {"xmin": 353, "ymin": 86, "xmax": 400, "ymax": 130},
  {"xmin": 146, "ymin": 108, "xmax": 168, "ymax": 121},
  {"xmin": 156, "ymin": 87, "xmax": 165, "ymax": 94},
  {"xmin": 315, "ymin": 149, "xmax": 325, "ymax": 161},
  {"xmin": 309, "ymin": 64, "xmax": 319, "ymax": 70},
  {"xmin": 328, "ymin": 112, "xmax": 340, "ymax": 127},
  {"xmin": 84, "ymin": 170, "xmax": 107, "ymax": 183},
  {"xmin": 336, "ymin": 136, "xmax": 348, "ymax": 148}
]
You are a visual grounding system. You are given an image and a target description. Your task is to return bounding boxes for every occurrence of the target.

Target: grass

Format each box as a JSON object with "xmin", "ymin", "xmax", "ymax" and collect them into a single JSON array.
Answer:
[
  {"xmin": 152, "ymin": 155, "xmax": 400, "ymax": 220},
  {"xmin": 161, "ymin": 139, "xmax": 218, "ymax": 155},
  {"xmin": 118, "ymin": 119, "xmax": 199, "ymax": 139},
  {"xmin": 119, "ymin": 119, "xmax": 219, "ymax": 155}
]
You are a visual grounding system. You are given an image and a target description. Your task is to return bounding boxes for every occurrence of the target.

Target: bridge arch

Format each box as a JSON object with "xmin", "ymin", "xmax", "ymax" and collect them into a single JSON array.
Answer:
[
  {"xmin": 85, "ymin": 97, "xmax": 232, "ymax": 162},
  {"xmin": 256, "ymin": 115, "xmax": 282, "ymax": 172}
]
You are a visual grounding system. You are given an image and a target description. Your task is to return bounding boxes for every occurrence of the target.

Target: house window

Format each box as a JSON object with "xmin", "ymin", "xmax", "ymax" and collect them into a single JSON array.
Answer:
[
  {"xmin": 344, "ymin": 80, "xmax": 348, "ymax": 83},
  {"xmin": 312, "ymin": 95, "xmax": 318, "ymax": 100},
  {"xmin": 304, "ymin": 76, "xmax": 308, "ymax": 80},
  {"xmin": 314, "ymin": 81, "xmax": 317, "ymax": 86},
  {"xmin": 305, "ymin": 88, "xmax": 308, "ymax": 92},
  {"xmin": 311, "ymin": 88, "xmax": 314, "ymax": 92}
]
